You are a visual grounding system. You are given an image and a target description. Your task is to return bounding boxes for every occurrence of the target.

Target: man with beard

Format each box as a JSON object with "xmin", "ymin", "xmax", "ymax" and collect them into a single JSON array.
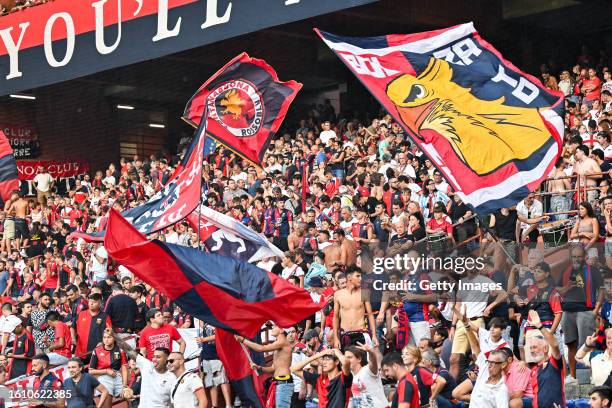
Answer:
[
  {"xmin": 63, "ymin": 357, "xmax": 109, "ymax": 408},
  {"xmin": 168, "ymin": 351, "xmax": 206, "ymax": 408},
  {"xmin": 114, "ymin": 333, "xmax": 175, "ymax": 408},
  {"xmin": 238, "ymin": 322, "xmax": 294, "ymax": 408},
  {"xmin": 27, "ymin": 354, "xmax": 64, "ymax": 408},
  {"xmin": 380, "ymin": 351, "xmax": 420, "ymax": 408},
  {"xmin": 524, "ymin": 310, "xmax": 565, "ymax": 408}
]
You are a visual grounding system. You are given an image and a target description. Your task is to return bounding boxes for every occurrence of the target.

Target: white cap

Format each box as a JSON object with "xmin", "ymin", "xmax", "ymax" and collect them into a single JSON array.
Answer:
[{"xmin": 5, "ymin": 315, "xmax": 22, "ymax": 333}]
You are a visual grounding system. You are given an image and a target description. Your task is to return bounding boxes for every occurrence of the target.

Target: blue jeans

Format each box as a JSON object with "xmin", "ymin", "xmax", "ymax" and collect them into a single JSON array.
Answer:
[
  {"xmin": 435, "ymin": 396, "xmax": 452, "ymax": 408},
  {"xmin": 275, "ymin": 382, "xmax": 293, "ymax": 408}
]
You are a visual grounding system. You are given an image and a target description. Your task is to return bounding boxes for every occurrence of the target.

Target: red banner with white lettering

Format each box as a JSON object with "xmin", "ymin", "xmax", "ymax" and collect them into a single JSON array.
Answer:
[{"xmin": 17, "ymin": 159, "xmax": 89, "ymax": 180}]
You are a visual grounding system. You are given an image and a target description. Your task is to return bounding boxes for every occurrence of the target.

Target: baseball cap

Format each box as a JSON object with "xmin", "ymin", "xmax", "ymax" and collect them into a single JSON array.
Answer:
[
  {"xmin": 5, "ymin": 315, "xmax": 22, "ymax": 333},
  {"xmin": 308, "ymin": 277, "xmax": 324, "ymax": 288},
  {"xmin": 303, "ymin": 329, "xmax": 319, "ymax": 342}
]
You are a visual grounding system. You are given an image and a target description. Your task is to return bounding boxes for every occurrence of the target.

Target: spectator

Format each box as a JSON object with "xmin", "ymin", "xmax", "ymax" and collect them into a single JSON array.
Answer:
[
  {"xmin": 138, "ymin": 308, "xmax": 185, "ymax": 359},
  {"xmin": 64, "ymin": 357, "xmax": 110, "ymax": 408}
]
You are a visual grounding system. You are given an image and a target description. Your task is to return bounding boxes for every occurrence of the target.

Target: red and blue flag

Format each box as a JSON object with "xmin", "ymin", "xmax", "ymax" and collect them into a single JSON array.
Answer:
[
  {"xmin": 183, "ymin": 53, "xmax": 302, "ymax": 165},
  {"xmin": 316, "ymin": 23, "xmax": 564, "ymax": 214},
  {"xmin": 104, "ymin": 209, "xmax": 322, "ymax": 337}
]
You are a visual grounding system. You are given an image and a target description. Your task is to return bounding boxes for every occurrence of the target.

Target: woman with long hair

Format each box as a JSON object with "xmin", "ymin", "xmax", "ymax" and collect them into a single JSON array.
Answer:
[
  {"xmin": 89, "ymin": 329, "xmax": 129, "ymax": 407},
  {"xmin": 401, "ymin": 346, "xmax": 446, "ymax": 407},
  {"xmin": 570, "ymin": 201, "xmax": 600, "ymax": 248}
]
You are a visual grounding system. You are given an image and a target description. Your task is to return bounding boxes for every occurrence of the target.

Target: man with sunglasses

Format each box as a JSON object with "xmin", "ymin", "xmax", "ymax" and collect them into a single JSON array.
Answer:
[
  {"xmin": 168, "ymin": 351, "xmax": 206, "ymax": 408},
  {"xmin": 469, "ymin": 349, "xmax": 509, "ymax": 407}
]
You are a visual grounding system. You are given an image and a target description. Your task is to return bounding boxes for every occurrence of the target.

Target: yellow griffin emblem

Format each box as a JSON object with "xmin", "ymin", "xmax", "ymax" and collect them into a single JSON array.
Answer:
[{"xmin": 386, "ymin": 57, "xmax": 551, "ymax": 175}]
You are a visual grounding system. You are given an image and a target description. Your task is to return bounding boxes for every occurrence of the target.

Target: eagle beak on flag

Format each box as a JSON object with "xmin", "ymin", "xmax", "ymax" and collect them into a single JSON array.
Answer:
[{"xmin": 395, "ymin": 98, "xmax": 439, "ymax": 137}]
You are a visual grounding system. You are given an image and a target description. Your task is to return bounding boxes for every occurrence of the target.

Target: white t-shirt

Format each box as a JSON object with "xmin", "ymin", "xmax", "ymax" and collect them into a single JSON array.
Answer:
[
  {"xmin": 33, "ymin": 173, "xmax": 54, "ymax": 192},
  {"xmin": 319, "ymin": 130, "xmax": 337, "ymax": 146},
  {"xmin": 470, "ymin": 376, "xmax": 509, "ymax": 408},
  {"xmin": 136, "ymin": 355, "xmax": 175, "ymax": 408},
  {"xmin": 282, "ymin": 265, "xmax": 304, "ymax": 280},
  {"xmin": 171, "ymin": 371, "xmax": 204, "ymax": 407},
  {"xmin": 90, "ymin": 250, "xmax": 108, "ymax": 283},
  {"xmin": 516, "ymin": 199, "xmax": 543, "ymax": 231},
  {"xmin": 292, "ymin": 351, "xmax": 307, "ymax": 392},
  {"xmin": 350, "ymin": 365, "xmax": 388, "ymax": 408},
  {"xmin": 475, "ymin": 327, "xmax": 509, "ymax": 383},
  {"xmin": 456, "ymin": 275, "xmax": 496, "ymax": 318}
]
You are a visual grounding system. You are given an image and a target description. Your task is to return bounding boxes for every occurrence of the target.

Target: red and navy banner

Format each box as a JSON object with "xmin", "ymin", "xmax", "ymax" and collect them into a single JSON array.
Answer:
[
  {"xmin": 0, "ymin": 130, "xmax": 19, "ymax": 202},
  {"xmin": 72, "ymin": 116, "xmax": 207, "ymax": 241},
  {"xmin": 17, "ymin": 159, "xmax": 89, "ymax": 180},
  {"xmin": 215, "ymin": 329, "xmax": 265, "ymax": 408},
  {"xmin": 187, "ymin": 204, "xmax": 284, "ymax": 263},
  {"xmin": 183, "ymin": 53, "xmax": 301, "ymax": 165},
  {"xmin": 316, "ymin": 23, "xmax": 564, "ymax": 214},
  {"xmin": 104, "ymin": 209, "xmax": 323, "ymax": 337}
]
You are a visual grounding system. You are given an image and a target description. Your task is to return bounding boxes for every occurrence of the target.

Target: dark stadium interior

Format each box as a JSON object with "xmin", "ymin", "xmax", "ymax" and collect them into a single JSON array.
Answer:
[{"xmin": 1, "ymin": 0, "xmax": 610, "ymax": 171}]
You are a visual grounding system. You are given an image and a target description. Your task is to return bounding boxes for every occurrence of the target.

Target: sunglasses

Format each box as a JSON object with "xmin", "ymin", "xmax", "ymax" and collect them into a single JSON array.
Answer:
[{"xmin": 486, "ymin": 360, "xmax": 504, "ymax": 365}]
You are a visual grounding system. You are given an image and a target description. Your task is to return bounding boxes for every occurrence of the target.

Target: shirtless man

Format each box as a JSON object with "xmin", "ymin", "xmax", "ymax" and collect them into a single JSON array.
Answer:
[
  {"xmin": 547, "ymin": 157, "xmax": 572, "ymax": 220},
  {"xmin": 237, "ymin": 323, "xmax": 295, "ymax": 408},
  {"xmin": 574, "ymin": 145, "xmax": 601, "ymax": 203},
  {"xmin": 333, "ymin": 267, "xmax": 378, "ymax": 350},
  {"xmin": 336, "ymin": 229, "xmax": 356, "ymax": 267},
  {"xmin": 2, "ymin": 190, "xmax": 18, "ymax": 253},
  {"xmin": 287, "ymin": 222, "xmax": 305, "ymax": 252},
  {"xmin": 10, "ymin": 192, "xmax": 30, "ymax": 252}
]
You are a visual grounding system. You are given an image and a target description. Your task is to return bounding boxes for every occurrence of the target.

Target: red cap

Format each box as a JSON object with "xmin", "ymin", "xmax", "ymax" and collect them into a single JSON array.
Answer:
[{"xmin": 357, "ymin": 187, "xmax": 370, "ymax": 197}]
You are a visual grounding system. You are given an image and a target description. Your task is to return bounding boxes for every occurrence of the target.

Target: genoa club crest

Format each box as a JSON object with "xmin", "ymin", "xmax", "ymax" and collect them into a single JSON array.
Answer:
[
  {"xmin": 183, "ymin": 53, "xmax": 301, "ymax": 164},
  {"xmin": 207, "ymin": 80, "xmax": 264, "ymax": 138}
]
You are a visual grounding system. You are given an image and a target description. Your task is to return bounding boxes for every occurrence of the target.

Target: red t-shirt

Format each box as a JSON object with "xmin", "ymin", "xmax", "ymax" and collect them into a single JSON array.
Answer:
[
  {"xmin": 427, "ymin": 218, "xmax": 453, "ymax": 235},
  {"xmin": 53, "ymin": 321, "xmax": 72, "ymax": 357},
  {"xmin": 138, "ymin": 324, "xmax": 182, "ymax": 359},
  {"xmin": 584, "ymin": 77, "xmax": 602, "ymax": 101},
  {"xmin": 43, "ymin": 261, "xmax": 58, "ymax": 290}
]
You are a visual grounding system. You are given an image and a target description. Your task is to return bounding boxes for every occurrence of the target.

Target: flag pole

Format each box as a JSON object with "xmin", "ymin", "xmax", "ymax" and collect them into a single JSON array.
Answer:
[{"xmin": 197, "ymin": 109, "xmax": 208, "ymax": 252}]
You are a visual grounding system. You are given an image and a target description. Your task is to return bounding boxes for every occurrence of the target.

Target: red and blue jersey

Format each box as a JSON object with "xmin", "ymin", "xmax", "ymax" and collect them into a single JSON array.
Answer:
[
  {"xmin": 402, "ymin": 272, "xmax": 431, "ymax": 322},
  {"xmin": 531, "ymin": 355, "xmax": 565, "ymax": 408},
  {"xmin": 392, "ymin": 372, "xmax": 420, "ymax": 408}
]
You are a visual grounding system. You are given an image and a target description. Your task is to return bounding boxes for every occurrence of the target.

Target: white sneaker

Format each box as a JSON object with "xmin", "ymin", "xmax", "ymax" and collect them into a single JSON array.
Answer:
[{"xmin": 565, "ymin": 375, "xmax": 578, "ymax": 385}]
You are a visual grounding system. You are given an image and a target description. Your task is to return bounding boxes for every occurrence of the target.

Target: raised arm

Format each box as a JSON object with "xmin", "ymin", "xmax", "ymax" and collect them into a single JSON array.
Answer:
[{"xmin": 113, "ymin": 333, "xmax": 139, "ymax": 360}]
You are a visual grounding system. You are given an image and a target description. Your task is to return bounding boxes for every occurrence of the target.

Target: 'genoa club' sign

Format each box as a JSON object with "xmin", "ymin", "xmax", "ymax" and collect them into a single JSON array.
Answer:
[{"xmin": 0, "ymin": 0, "xmax": 376, "ymax": 95}]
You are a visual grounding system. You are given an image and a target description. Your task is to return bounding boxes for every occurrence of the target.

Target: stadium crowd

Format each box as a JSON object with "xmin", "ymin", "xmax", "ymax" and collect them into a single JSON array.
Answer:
[
  {"xmin": 0, "ymin": 51, "xmax": 609, "ymax": 408},
  {"xmin": 0, "ymin": 0, "xmax": 51, "ymax": 15}
]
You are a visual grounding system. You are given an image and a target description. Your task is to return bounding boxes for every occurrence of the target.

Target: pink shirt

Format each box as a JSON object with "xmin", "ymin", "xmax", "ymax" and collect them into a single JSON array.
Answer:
[{"xmin": 505, "ymin": 359, "xmax": 534, "ymax": 398}]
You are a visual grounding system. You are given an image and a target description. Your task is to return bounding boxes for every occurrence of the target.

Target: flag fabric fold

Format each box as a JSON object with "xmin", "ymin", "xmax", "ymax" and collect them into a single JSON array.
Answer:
[
  {"xmin": 215, "ymin": 329, "xmax": 265, "ymax": 408},
  {"xmin": 104, "ymin": 209, "xmax": 322, "ymax": 338},
  {"xmin": 0, "ymin": 131, "xmax": 19, "ymax": 203},
  {"xmin": 316, "ymin": 23, "xmax": 564, "ymax": 214},
  {"xmin": 71, "ymin": 115, "xmax": 208, "ymax": 242},
  {"xmin": 187, "ymin": 204, "xmax": 284, "ymax": 263},
  {"xmin": 183, "ymin": 52, "xmax": 302, "ymax": 165}
]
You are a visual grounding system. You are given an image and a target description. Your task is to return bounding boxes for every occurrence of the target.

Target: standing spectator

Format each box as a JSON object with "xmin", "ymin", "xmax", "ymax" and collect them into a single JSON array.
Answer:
[
  {"xmin": 291, "ymin": 348, "xmax": 352, "ymax": 408},
  {"xmin": 28, "ymin": 291, "xmax": 54, "ymax": 353},
  {"xmin": 345, "ymin": 343, "xmax": 388, "ymax": 407},
  {"xmin": 6, "ymin": 317, "xmax": 34, "ymax": 379},
  {"xmin": 64, "ymin": 357, "xmax": 110, "ymax": 408},
  {"xmin": 28, "ymin": 354, "xmax": 64, "ymax": 407},
  {"xmin": 469, "ymin": 349, "xmax": 509, "ymax": 408},
  {"xmin": 138, "ymin": 308, "xmax": 185, "ymax": 359},
  {"xmin": 89, "ymin": 329, "xmax": 129, "ymax": 406},
  {"xmin": 557, "ymin": 245, "xmax": 603, "ymax": 383},
  {"xmin": 380, "ymin": 352, "xmax": 421, "ymax": 408},
  {"xmin": 105, "ymin": 283, "xmax": 137, "ymax": 333},
  {"xmin": 73, "ymin": 293, "xmax": 112, "ymax": 357},
  {"xmin": 525, "ymin": 310, "xmax": 565, "ymax": 407},
  {"xmin": 33, "ymin": 166, "xmax": 54, "ymax": 205},
  {"xmin": 115, "ymin": 333, "xmax": 175, "ymax": 408},
  {"xmin": 168, "ymin": 351, "xmax": 207, "ymax": 408}
]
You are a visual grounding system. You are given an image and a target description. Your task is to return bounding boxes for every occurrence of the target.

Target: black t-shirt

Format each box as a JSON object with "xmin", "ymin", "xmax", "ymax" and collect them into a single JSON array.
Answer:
[
  {"xmin": 303, "ymin": 371, "xmax": 352, "ymax": 408},
  {"xmin": 489, "ymin": 270, "xmax": 509, "ymax": 319},
  {"xmin": 494, "ymin": 209, "xmax": 518, "ymax": 240},
  {"xmin": 437, "ymin": 368, "xmax": 456, "ymax": 400},
  {"xmin": 105, "ymin": 294, "xmax": 137, "ymax": 330}
]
